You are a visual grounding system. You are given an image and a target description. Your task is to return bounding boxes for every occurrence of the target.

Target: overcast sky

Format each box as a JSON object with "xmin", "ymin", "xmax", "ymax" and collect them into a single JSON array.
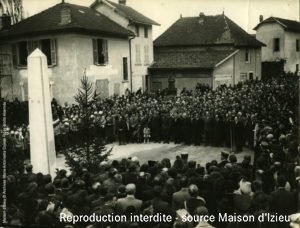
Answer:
[{"xmin": 23, "ymin": 0, "xmax": 300, "ymax": 39}]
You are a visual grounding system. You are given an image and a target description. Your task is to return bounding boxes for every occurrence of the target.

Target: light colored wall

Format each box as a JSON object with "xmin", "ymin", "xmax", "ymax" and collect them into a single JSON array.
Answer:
[
  {"xmin": 256, "ymin": 23, "xmax": 285, "ymax": 61},
  {"xmin": 284, "ymin": 31, "xmax": 300, "ymax": 72},
  {"xmin": 256, "ymin": 23, "xmax": 300, "ymax": 72},
  {"xmin": 130, "ymin": 25, "xmax": 154, "ymax": 91},
  {"xmin": 0, "ymin": 33, "xmax": 130, "ymax": 104},
  {"xmin": 233, "ymin": 48, "xmax": 261, "ymax": 82},
  {"xmin": 150, "ymin": 71, "xmax": 212, "ymax": 92},
  {"xmin": 93, "ymin": 1, "xmax": 155, "ymax": 92},
  {"xmin": 213, "ymin": 56, "xmax": 234, "ymax": 89}
]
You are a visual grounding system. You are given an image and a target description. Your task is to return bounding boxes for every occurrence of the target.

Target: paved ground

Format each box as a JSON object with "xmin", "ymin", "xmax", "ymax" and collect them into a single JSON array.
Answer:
[
  {"xmin": 56, "ymin": 143, "xmax": 253, "ymax": 173},
  {"xmin": 108, "ymin": 143, "xmax": 253, "ymax": 166}
]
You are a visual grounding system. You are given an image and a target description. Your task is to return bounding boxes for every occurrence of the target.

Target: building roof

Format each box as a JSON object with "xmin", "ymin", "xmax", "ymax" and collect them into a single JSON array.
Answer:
[
  {"xmin": 90, "ymin": 0, "xmax": 160, "ymax": 26},
  {"xmin": 254, "ymin": 17, "xmax": 300, "ymax": 32},
  {"xmin": 149, "ymin": 49, "xmax": 238, "ymax": 70},
  {"xmin": 154, "ymin": 14, "xmax": 264, "ymax": 48},
  {"xmin": 0, "ymin": 2, "xmax": 134, "ymax": 40}
]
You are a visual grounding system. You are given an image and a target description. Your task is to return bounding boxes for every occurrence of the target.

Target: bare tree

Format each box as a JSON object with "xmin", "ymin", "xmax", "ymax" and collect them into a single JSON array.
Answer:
[{"xmin": 0, "ymin": 0, "xmax": 23, "ymax": 24}]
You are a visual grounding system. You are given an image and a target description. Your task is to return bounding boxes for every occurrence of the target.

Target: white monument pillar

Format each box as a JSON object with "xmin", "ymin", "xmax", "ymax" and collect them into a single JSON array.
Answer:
[{"xmin": 27, "ymin": 49, "xmax": 56, "ymax": 176}]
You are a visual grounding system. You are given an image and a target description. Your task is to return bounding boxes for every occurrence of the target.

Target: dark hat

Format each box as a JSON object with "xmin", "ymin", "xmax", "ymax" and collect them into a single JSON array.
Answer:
[
  {"xmin": 148, "ymin": 160, "xmax": 156, "ymax": 167},
  {"xmin": 221, "ymin": 151, "xmax": 229, "ymax": 159},
  {"xmin": 181, "ymin": 152, "xmax": 189, "ymax": 160}
]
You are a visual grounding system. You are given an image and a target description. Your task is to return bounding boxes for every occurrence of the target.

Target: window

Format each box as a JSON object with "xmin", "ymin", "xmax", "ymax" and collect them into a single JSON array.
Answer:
[
  {"xmin": 135, "ymin": 25, "xmax": 139, "ymax": 37},
  {"xmin": 17, "ymin": 41, "xmax": 28, "ymax": 66},
  {"xmin": 93, "ymin": 39, "xmax": 108, "ymax": 65},
  {"xmin": 135, "ymin": 44, "xmax": 141, "ymax": 65},
  {"xmin": 144, "ymin": 45, "xmax": 149, "ymax": 65},
  {"xmin": 13, "ymin": 39, "xmax": 57, "ymax": 67},
  {"xmin": 41, "ymin": 39, "xmax": 57, "ymax": 66},
  {"xmin": 144, "ymin": 26, "xmax": 148, "ymax": 38},
  {"xmin": 248, "ymin": 72, "xmax": 254, "ymax": 80},
  {"xmin": 168, "ymin": 77, "xmax": 175, "ymax": 90},
  {"xmin": 296, "ymin": 64, "xmax": 299, "ymax": 72},
  {"xmin": 273, "ymin": 38, "xmax": 280, "ymax": 52},
  {"xmin": 240, "ymin": 72, "xmax": 247, "ymax": 82},
  {"xmin": 123, "ymin": 57, "xmax": 128, "ymax": 81},
  {"xmin": 296, "ymin": 39, "xmax": 300, "ymax": 52},
  {"xmin": 245, "ymin": 49, "xmax": 250, "ymax": 63}
]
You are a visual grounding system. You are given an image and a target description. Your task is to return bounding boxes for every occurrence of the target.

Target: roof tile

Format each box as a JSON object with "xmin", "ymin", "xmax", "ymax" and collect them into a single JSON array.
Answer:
[
  {"xmin": 0, "ymin": 3, "xmax": 134, "ymax": 40},
  {"xmin": 150, "ymin": 49, "xmax": 237, "ymax": 69},
  {"xmin": 154, "ymin": 15, "xmax": 264, "ymax": 47},
  {"xmin": 254, "ymin": 17, "xmax": 300, "ymax": 32}
]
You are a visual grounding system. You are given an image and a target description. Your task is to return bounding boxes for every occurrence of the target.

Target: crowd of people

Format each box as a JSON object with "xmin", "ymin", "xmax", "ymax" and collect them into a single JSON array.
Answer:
[{"xmin": 2, "ymin": 75, "xmax": 300, "ymax": 227}]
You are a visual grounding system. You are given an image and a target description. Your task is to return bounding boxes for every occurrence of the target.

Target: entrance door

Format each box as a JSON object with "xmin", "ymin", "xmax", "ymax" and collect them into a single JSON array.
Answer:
[
  {"xmin": 248, "ymin": 72, "xmax": 254, "ymax": 80},
  {"xmin": 95, "ymin": 79, "xmax": 109, "ymax": 98}
]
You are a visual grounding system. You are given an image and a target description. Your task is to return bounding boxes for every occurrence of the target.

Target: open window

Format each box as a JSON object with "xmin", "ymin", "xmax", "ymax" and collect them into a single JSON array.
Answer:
[
  {"xmin": 93, "ymin": 38, "xmax": 108, "ymax": 65},
  {"xmin": 13, "ymin": 39, "xmax": 57, "ymax": 67}
]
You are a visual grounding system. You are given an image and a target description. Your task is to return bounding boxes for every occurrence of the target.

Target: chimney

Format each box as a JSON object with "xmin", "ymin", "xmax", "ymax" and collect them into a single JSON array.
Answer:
[
  {"xmin": 199, "ymin": 12, "xmax": 205, "ymax": 24},
  {"xmin": 60, "ymin": 7, "xmax": 71, "ymax": 25},
  {"xmin": 119, "ymin": 0, "xmax": 126, "ymax": 5},
  {"xmin": 259, "ymin": 15, "xmax": 263, "ymax": 22},
  {"xmin": 0, "ymin": 14, "xmax": 11, "ymax": 30}
]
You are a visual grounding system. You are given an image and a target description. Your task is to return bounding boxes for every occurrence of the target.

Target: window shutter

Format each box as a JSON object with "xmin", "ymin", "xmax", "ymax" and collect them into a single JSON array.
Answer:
[
  {"xmin": 27, "ymin": 41, "xmax": 33, "ymax": 55},
  {"xmin": 12, "ymin": 44, "xmax": 17, "ymax": 67},
  {"xmin": 28, "ymin": 40, "xmax": 40, "ymax": 55},
  {"xmin": 135, "ymin": 44, "xmax": 141, "ymax": 64},
  {"xmin": 144, "ymin": 45, "xmax": 149, "ymax": 64},
  {"xmin": 50, "ymin": 39, "xmax": 57, "ymax": 66},
  {"xmin": 92, "ymin": 39, "xmax": 98, "ymax": 64},
  {"xmin": 103, "ymin": 39, "xmax": 108, "ymax": 64}
]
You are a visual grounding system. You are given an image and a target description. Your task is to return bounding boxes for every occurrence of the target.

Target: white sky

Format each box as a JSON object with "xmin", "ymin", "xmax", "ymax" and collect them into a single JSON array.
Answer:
[{"xmin": 23, "ymin": 0, "xmax": 300, "ymax": 39}]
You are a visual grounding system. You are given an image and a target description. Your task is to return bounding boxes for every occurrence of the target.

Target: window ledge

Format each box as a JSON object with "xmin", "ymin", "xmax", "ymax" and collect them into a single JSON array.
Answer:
[
  {"xmin": 94, "ymin": 63, "xmax": 108, "ymax": 67},
  {"xmin": 17, "ymin": 64, "xmax": 57, "ymax": 69},
  {"xmin": 17, "ymin": 66, "xmax": 27, "ymax": 69},
  {"xmin": 122, "ymin": 80, "xmax": 129, "ymax": 83},
  {"xmin": 135, "ymin": 63, "xmax": 142, "ymax": 66}
]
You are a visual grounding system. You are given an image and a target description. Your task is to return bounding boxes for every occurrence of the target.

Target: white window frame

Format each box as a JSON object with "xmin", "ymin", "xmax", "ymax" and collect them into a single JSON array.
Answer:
[
  {"xmin": 135, "ymin": 44, "xmax": 141, "ymax": 65},
  {"xmin": 144, "ymin": 45, "xmax": 149, "ymax": 65},
  {"xmin": 13, "ymin": 39, "xmax": 57, "ymax": 68},
  {"xmin": 93, "ymin": 38, "xmax": 109, "ymax": 66},
  {"xmin": 245, "ymin": 49, "xmax": 250, "ymax": 63},
  {"xmin": 248, "ymin": 71, "xmax": 254, "ymax": 80}
]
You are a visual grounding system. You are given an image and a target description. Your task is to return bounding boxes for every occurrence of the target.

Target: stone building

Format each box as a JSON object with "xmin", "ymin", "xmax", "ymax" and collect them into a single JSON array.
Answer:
[
  {"xmin": 254, "ymin": 16, "xmax": 300, "ymax": 76},
  {"xmin": 149, "ymin": 13, "xmax": 265, "ymax": 92},
  {"xmin": 90, "ymin": 0, "xmax": 159, "ymax": 92},
  {"xmin": 0, "ymin": 0, "xmax": 159, "ymax": 103}
]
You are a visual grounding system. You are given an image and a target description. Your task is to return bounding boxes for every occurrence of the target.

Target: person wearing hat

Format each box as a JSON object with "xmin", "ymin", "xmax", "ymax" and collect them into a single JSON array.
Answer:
[
  {"xmin": 233, "ymin": 116, "xmax": 244, "ymax": 152},
  {"xmin": 218, "ymin": 151, "xmax": 229, "ymax": 168},
  {"xmin": 116, "ymin": 115, "xmax": 127, "ymax": 145}
]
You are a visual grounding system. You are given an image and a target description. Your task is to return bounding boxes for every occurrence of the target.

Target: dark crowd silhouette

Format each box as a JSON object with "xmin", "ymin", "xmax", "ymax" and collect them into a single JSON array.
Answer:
[{"xmin": 1, "ymin": 75, "xmax": 300, "ymax": 228}]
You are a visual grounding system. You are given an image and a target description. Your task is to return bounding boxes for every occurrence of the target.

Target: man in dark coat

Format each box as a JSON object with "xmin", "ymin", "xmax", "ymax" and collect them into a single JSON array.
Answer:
[
  {"xmin": 269, "ymin": 175, "xmax": 295, "ymax": 215},
  {"xmin": 233, "ymin": 116, "xmax": 244, "ymax": 152},
  {"xmin": 161, "ymin": 112, "xmax": 171, "ymax": 143}
]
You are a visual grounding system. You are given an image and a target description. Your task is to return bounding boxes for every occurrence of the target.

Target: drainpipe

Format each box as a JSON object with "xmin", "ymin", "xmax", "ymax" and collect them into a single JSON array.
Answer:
[{"xmin": 129, "ymin": 35, "xmax": 135, "ymax": 91}]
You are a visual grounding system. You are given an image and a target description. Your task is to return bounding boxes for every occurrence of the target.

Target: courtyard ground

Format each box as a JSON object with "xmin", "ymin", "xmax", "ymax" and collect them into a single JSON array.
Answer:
[{"xmin": 56, "ymin": 143, "xmax": 253, "ymax": 172}]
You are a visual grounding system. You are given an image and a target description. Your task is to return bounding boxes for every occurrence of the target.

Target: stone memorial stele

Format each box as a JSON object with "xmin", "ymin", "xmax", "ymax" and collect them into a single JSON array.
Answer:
[{"xmin": 28, "ymin": 48, "xmax": 56, "ymax": 177}]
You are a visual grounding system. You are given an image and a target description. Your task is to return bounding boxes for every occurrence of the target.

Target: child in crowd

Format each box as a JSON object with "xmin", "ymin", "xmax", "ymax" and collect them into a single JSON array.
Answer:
[{"xmin": 143, "ymin": 125, "xmax": 151, "ymax": 143}]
